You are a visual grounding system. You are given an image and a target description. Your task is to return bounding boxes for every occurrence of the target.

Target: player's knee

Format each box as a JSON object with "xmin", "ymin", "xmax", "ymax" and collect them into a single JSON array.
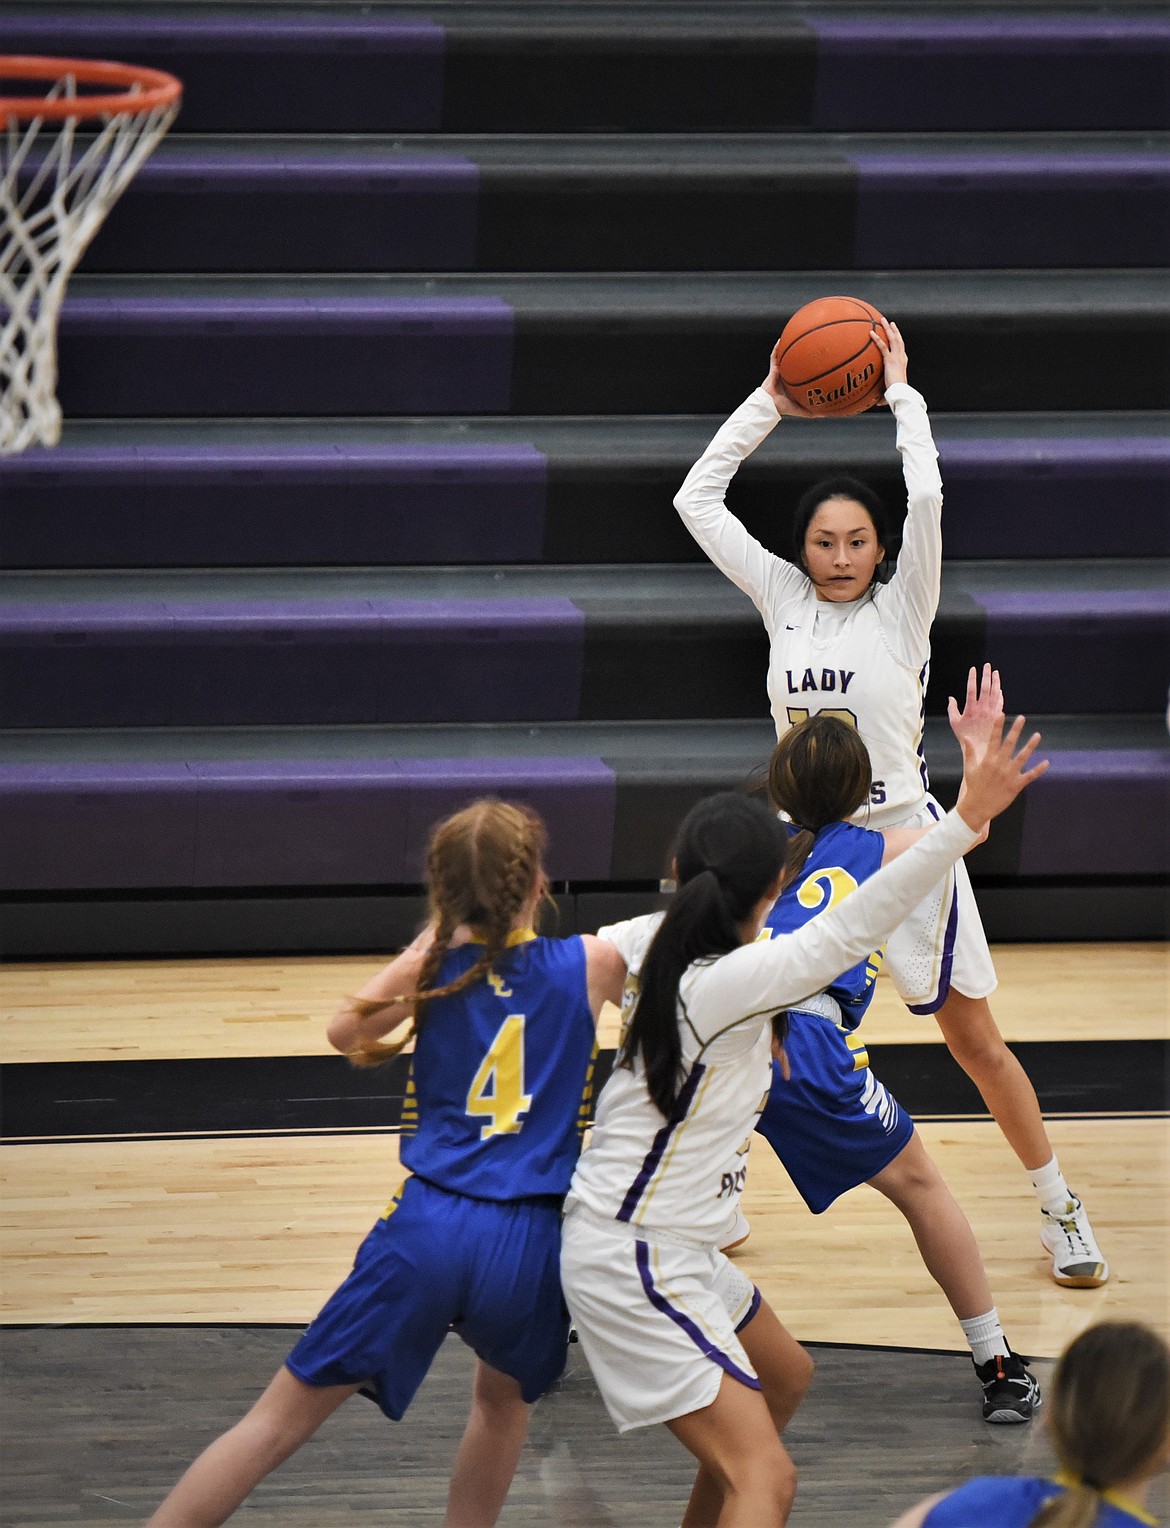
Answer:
[
  {"xmin": 739, "ymin": 1447, "xmax": 797, "ymax": 1514},
  {"xmin": 790, "ymin": 1344, "xmax": 815, "ymax": 1401}
]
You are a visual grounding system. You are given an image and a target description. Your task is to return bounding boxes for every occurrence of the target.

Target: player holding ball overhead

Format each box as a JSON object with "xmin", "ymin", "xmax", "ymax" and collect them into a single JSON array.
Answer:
[{"xmin": 673, "ymin": 307, "xmax": 1108, "ymax": 1289}]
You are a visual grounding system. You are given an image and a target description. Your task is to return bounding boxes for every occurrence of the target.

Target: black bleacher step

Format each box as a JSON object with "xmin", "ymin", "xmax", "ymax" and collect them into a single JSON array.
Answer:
[
  {"xmin": 3, "ymin": 562, "xmax": 1165, "ymax": 725},
  {"xmin": 6, "ymin": 413, "xmax": 1165, "ymax": 568},
  {"xmin": 80, "ymin": 131, "xmax": 1170, "ymax": 274},
  {"xmin": 57, "ymin": 270, "xmax": 1170, "ymax": 417},
  {"xmin": 6, "ymin": 2, "xmax": 1166, "ymax": 132}
]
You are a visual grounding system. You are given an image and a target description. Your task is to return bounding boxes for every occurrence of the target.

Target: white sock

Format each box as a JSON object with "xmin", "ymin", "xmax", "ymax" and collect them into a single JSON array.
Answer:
[
  {"xmin": 961, "ymin": 1308, "xmax": 1008, "ymax": 1367},
  {"xmin": 1030, "ymin": 1155, "xmax": 1074, "ymax": 1216}
]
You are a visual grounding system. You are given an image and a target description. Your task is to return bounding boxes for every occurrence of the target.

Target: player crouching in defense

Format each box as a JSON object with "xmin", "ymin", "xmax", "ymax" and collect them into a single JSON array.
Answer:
[
  {"xmin": 145, "ymin": 799, "xmax": 625, "ymax": 1528},
  {"xmin": 562, "ymin": 705, "xmax": 1048, "ymax": 1527},
  {"xmin": 742, "ymin": 669, "xmax": 1040, "ymax": 1422}
]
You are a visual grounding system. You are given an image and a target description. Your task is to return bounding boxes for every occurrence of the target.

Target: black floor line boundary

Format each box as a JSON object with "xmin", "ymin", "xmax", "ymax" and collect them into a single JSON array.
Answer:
[
  {"xmin": 3, "ymin": 1107, "xmax": 1165, "ymax": 1150},
  {"xmin": 0, "ymin": 1321, "xmax": 979, "ymax": 1359}
]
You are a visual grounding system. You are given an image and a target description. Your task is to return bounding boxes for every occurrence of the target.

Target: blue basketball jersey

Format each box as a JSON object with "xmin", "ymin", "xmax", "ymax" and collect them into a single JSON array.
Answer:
[
  {"xmin": 400, "ymin": 931, "xmax": 597, "ymax": 1201},
  {"xmin": 765, "ymin": 821, "xmax": 884, "ymax": 1030},
  {"xmin": 923, "ymin": 1476, "xmax": 1155, "ymax": 1527}
]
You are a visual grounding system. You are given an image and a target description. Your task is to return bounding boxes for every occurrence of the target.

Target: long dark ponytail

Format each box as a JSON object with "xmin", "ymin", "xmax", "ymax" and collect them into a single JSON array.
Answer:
[{"xmin": 620, "ymin": 793, "xmax": 789, "ymax": 1117}]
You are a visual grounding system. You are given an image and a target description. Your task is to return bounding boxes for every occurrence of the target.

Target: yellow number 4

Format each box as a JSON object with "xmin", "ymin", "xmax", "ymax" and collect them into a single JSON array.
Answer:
[{"xmin": 466, "ymin": 1015, "xmax": 532, "ymax": 1139}]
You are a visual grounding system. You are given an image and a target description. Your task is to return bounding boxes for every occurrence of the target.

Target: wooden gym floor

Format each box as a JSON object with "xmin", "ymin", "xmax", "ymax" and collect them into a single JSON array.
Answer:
[{"xmin": 1, "ymin": 943, "xmax": 1167, "ymax": 1524}]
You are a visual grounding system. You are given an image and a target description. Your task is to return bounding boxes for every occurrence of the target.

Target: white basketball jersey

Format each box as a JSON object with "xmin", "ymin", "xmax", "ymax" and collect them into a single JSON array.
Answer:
[
  {"xmin": 575, "ymin": 802, "xmax": 978, "ymax": 1244},
  {"xmin": 675, "ymin": 382, "xmax": 943, "ymax": 830}
]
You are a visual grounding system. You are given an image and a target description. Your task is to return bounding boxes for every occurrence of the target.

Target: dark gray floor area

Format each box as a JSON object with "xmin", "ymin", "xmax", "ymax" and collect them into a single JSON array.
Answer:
[{"xmin": 8, "ymin": 1325, "xmax": 1163, "ymax": 1527}]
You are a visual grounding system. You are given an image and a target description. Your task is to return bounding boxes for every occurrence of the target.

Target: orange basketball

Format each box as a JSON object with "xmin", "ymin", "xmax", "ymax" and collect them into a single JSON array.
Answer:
[{"xmin": 774, "ymin": 296, "xmax": 887, "ymax": 416}]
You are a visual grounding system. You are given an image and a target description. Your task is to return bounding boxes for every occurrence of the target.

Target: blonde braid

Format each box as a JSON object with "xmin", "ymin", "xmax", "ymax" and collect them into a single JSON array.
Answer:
[{"xmin": 347, "ymin": 800, "xmax": 545, "ymax": 1068}]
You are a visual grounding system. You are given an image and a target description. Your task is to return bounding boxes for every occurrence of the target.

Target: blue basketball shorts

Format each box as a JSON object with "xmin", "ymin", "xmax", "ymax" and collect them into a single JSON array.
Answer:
[
  {"xmin": 286, "ymin": 1174, "xmax": 570, "ymax": 1419},
  {"xmin": 756, "ymin": 1013, "xmax": 913, "ymax": 1214}
]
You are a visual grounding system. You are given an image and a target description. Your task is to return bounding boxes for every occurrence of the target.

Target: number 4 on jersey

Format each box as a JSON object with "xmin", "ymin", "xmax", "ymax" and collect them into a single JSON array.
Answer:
[{"xmin": 466, "ymin": 1015, "xmax": 533, "ymax": 1139}]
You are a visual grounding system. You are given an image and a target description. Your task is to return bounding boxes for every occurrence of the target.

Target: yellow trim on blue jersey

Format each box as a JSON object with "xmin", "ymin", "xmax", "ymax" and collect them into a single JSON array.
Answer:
[
  {"xmin": 381, "ymin": 1176, "xmax": 410, "ymax": 1219},
  {"xmin": 1054, "ymin": 1473, "xmax": 1157, "ymax": 1526},
  {"xmin": 577, "ymin": 1037, "xmax": 601, "ymax": 1140},
  {"xmin": 466, "ymin": 926, "xmax": 538, "ymax": 948},
  {"xmin": 844, "ymin": 1031, "xmax": 870, "ymax": 1072}
]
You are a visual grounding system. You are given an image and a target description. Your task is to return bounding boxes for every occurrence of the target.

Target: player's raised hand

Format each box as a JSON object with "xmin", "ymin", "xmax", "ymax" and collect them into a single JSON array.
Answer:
[
  {"xmin": 956, "ymin": 714, "xmax": 1048, "ymax": 834},
  {"xmin": 948, "ymin": 664, "xmax": 1004, "ymax": 761},
  {"xmin": 871, "ymin": 318, "xmax": 908, "ymax": 401},
  {"xmin": 762, "ymin": 341, "xmax": 821, "ymax": 418}
]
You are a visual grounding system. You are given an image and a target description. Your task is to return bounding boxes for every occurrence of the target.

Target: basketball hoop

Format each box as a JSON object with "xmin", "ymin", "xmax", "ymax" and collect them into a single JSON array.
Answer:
[{"xmin": 0, "ymin": 56, "xmax": 182, "ymax": 454}]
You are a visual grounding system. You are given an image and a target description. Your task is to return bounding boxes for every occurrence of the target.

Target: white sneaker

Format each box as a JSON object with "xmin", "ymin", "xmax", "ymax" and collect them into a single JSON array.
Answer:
[
  {"xmin": 1040, "ymin": 1196, "xmax": 1109, "ymax": 1287},
  {"xmin": 719, "ymin": 1206, "xmax": 751, "ymax": 1252}
]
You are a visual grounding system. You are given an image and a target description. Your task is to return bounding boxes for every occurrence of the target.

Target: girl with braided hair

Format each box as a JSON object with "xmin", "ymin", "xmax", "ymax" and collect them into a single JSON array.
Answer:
[
  {"xmin": 146, "ymin": 798, "xmax": 626, "ymax": 1528},
  {"xmin": 890, "ymin": 1320, "xmax": 1170, "ymax": 1527}
]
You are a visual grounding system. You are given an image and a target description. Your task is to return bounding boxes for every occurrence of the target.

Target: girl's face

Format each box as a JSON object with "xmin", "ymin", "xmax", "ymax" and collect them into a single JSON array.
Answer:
[{"xmin": 802, "ymin": 497, "xmax": 885, "ymax": 603}]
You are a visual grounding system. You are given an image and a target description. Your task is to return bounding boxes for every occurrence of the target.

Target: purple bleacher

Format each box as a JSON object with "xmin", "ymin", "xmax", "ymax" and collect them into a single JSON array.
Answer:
[
  {"xmin": 936, "ymin": 436, "xmax": 1170, "ymax": 559},
  {"xmin": 850, "ymin": 152, "xmax": 1170, "ymax": 268},
  {"xmin": 0, "ymin": 12, "xmax": 446, "ymax": 132},
  {"xmin": 56, "ymin": 295, "xmax": 513, "ymax": 416},
  {"xmin": 809, "ymin": 16, "xmax": 1170, "ymax": 130},
  {"xmin": 89, "ymin": 150, "xmax": 480, "ymax": 273},
  {"xmin": 0, "ymin": 602, "xmax": 174, "ymax": 727},
  {"xmin": 0, "ymin": 442, "xmax": 548, "ymax": 567},
  {"xmin": 1019, "ymin": 749, "xmax": 1170, "ymax": 876},
  {"xmin": 0, "ymin": 762, "xmax": 198, "ymax": 890},
  {"xmin": 0, "ymin": 756, "xmax": 616, "ymax": 890},
  {"xmin": 0, "ymin": 599, "xmax": 585, "ymax": 727},
  {"xmin": 974, "ymin": 589, "xmax": 1170, "ymax": 715},
  {"xmin": 190, "ymin": 756, "xmax": 617, "ymax": 885}
]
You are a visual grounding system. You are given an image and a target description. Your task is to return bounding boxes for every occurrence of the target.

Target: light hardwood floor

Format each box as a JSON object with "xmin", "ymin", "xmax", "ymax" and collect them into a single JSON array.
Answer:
[
  {"xmin": 3, "ymin": 942, "xmax": 1166, "ymax": 1061},
  {"xmin": 2, "ymin": 944, "xmax": 1166, "ymax": 1355}
]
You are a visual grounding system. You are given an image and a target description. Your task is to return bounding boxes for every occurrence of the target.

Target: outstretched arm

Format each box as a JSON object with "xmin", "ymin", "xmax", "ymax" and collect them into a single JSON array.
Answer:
[
  {"xmin": 872, "ymin": 320, "xmax": 943, "ymax": 667},
  {"xmin": 673, "ymin": 351, "xmax": 813, "ymax": 618},
  {"xmin": 703, "ymin": 713, "xmax": 1047, "ymax": 1023},
  {"xmin": 881, "ymin": 664, "xmax": 1004, "ymax": 864}
]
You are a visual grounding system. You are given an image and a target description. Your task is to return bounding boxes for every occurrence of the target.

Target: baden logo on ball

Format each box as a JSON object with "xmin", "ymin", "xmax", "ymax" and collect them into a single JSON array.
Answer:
[{"xmin": 774, "ymin": 296, "xmax": 887, "ymax": 417}]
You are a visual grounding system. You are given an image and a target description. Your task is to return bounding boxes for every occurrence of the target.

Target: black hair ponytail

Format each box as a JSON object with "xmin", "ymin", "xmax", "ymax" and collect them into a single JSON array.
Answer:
[{"xmin": 620, "ymin": 794, "xmax": 788, "ymax": 1117}]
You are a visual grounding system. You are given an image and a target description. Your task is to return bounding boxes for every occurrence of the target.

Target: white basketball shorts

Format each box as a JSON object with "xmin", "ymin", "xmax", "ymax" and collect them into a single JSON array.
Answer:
[
  {"xmin": 883, "ymin": 797, "xmax": 997, "ymax": 1012},
  {"xmin": 560, "ymin": 1206, "xmax": 761, "ymax": 1432}
]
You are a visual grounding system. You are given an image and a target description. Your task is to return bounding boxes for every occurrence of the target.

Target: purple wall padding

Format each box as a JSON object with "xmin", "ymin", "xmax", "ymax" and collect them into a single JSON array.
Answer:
[
  {"xmin": 0, "ymin": 763, "xmax": 199, "ymax": 890},
  {"xmin": 974, "ymin": 588, "xmax": 1170, "ymax": 714},
  {"xmin": 850, "ymin": 152, "xmax": 1169, "ymax": 267},
  {"xmin": 810, "ymin": 17, "xmax": 1170, "ymax": 130},
  {"xmin": 0, "ymin": 442, "xmax": 549, "ymax": 567},
  {"xmin": 57, "ymin": 296, "xmax": 514, "ymax": 416},
  {"xmin": 1019, "ymin": 750, "xmax": 1170, "ymax": 875},
  {"xmin": 0, "ymin": 14, "xmax": 447, "ymax": 131},
  {"xmin": 0, "ymin": 598, "xmax": 585, "ymax": 727},
  {"xmin": 935, "ymin": 436, "xmax": 1170, "ymax": 559},
  {"xmin": 189, "ymin": 755, "xmax": 617, "ymax": 887}
]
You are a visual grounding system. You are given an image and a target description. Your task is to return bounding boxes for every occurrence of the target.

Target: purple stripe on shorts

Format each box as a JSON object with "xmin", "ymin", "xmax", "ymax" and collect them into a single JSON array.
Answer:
[
  {"xmin": 617, "ymin": 1063, "xmax": 707, "ymax": 1223},
  {"xmin": 905, "ymin": 801, "xmax": 959, "ymax": 1017},
  {"xmin": 634, "ymin": 1241, "xmax": 761, "ymax": 1393},
  {"xmin": 1018, "ymin": 750, "xmax": 1170, "ymax": 877},
  {"xmin": 735, "ymin": 1286, "xmax": 763, "ymax": 1335}
]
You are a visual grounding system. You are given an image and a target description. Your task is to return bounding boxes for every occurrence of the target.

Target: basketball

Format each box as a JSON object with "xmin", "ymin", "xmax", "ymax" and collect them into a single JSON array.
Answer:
[{"xmin": 774, "ymin": 295, "xmax": 887, "ymax": 416}]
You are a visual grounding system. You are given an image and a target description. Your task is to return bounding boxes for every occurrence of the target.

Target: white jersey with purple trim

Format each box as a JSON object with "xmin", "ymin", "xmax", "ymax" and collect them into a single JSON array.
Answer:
[
  {"xmin": 570, "ymin": 807, "xmax": 979, "ymax": 1245},
  {"xmin": 673, "ymin": 381, "xmax": 942, "ymax": 832}
]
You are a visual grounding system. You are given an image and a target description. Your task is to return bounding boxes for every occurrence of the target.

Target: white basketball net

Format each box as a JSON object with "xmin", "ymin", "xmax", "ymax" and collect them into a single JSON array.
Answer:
[{"xmin": 1, "ymin": 75, "xmax": 178, "ymax": 454}]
